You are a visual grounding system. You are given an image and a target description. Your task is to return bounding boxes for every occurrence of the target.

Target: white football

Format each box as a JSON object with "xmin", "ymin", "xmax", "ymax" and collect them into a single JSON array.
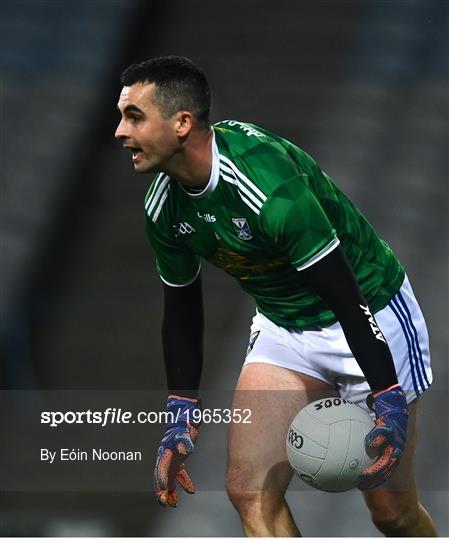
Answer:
[{"xmin": 286, "ymin": 398, "xmax": 377, "ymax": 492}]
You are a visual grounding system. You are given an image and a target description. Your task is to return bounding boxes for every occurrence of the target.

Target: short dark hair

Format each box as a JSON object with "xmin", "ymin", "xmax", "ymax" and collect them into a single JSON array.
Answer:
[{"xmin": 120, "ymin": 56, "xmax": 211, "ymax": 128}]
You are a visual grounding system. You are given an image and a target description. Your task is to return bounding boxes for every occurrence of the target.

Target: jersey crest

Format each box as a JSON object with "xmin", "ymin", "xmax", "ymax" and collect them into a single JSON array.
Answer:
[{"xmin": 232, "ymin": 217, "xmax": 253, "ymax": 240}]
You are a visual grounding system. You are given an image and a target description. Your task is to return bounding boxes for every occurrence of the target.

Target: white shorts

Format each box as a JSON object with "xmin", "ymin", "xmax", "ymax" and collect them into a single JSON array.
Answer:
[{"xmin": 243, "ymin": 275, "xmax": 433, "ymax": 412}]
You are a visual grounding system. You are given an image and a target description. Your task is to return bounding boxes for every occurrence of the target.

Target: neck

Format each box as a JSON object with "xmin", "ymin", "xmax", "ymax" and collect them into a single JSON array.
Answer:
[{"xmin": 164, "ymin": 128, "xmax": 213, "ymax": 188}]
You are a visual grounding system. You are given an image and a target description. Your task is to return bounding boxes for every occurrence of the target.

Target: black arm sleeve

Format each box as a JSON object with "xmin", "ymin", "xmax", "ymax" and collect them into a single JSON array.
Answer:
[
  {"xmin": 301, "ymin": 245, "xmax": 398, "ymax": 393},
  {"xmin": 161, "ymin": 274, "xmax": 204, "ymax": 398}
]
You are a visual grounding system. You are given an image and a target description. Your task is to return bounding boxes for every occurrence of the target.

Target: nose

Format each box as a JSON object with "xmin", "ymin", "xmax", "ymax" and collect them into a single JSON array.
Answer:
[{"xmin": 115, "ymin": 118, "xmax": 127, "ymax": 140}]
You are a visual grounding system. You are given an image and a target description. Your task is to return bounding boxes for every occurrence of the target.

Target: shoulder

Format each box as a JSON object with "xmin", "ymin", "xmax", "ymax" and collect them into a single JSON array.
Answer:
[
  {"xmin": 214, "ymin": 120, "xmax": 280, "ymax": 159},
  {"xmin": 214, "ymin": 120, "xmax": 267, "ymax": 140},
  {"xmin": 214, "ymin": 120, "xmax": 312, "ymax": 164},
  {"xmin": 214, "ymin": 120, "xmax": 315, "ymax": 208}
]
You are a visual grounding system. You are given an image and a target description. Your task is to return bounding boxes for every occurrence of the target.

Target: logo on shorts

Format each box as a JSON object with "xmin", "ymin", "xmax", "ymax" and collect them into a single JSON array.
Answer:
[
  {"xmin": 246, "ymin": 330, "xmax": 260, "ymax": 356},
  {"xmin": 232, "ymin": 217, "xmax": 253, "ymax": 240}
]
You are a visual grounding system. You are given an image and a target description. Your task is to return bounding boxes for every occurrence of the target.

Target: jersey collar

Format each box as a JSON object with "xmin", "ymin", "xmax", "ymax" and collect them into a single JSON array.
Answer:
[{"xmin": 179, "ymin": 131, "xmax": 219, "ymax": 199}]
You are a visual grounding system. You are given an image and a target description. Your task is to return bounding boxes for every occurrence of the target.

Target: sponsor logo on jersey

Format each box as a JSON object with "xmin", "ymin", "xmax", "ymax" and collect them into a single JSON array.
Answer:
[
  {"xmin": 173, "ymin": 222, "xmax": 196, "ymax": 237},
  {"xmin": 197, "ymin": 212, "xmax": 216, "ymax": 222},
  {"xmin": 232, "ymin": 217, "xmax": 253, "ymax": 240},
  {"xmin": 246, "ymin": 330, "xmax": 260, "ymax": 356},
  {"xmin": 359, "ymin": 304, "xmax": 387, "ymax": 342},
  {"xmin": 212, "ymin": 248, "xmax": 288, "ymax": 280}
]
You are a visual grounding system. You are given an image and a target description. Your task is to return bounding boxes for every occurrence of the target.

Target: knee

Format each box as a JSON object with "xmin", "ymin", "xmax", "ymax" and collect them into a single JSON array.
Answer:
[
  {"xmin": 227, "ymin": 488, "xmax": 261, "ymax": 516},
  {"xmin": 226, "ymin": 466, "xmax": 285, "ymax": 520},
  {"xmin": 370, "ymin": 501, "xmax": 419, "ymax": 535},
  {"xmin": 227, "ymin": 488, "xmax": 286, "ymax": 524}
]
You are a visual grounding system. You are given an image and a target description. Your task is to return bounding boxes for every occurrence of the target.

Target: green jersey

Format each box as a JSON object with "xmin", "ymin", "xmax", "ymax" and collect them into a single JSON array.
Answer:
[{"xmin": 144, "ymin": 120, "xmax": 404, "ymax": 329}]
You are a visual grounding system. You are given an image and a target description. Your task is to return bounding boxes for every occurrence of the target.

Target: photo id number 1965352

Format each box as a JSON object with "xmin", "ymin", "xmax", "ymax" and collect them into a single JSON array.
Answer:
[{"xmin": 186, "ymin": 408, "xmax": 252, "ymax": 424}]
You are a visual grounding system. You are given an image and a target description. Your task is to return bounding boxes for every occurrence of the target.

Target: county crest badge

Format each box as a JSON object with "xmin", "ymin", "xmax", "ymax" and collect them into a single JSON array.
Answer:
[{"xmin": 232, "ymin": 217, "xmax": 253, "ymax": 240}]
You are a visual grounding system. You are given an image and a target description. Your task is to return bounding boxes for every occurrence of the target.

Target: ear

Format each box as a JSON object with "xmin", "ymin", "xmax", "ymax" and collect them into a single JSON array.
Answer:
[{"xmin": 174, "ymin": 111, "xmax": 193, "ymax": 138}]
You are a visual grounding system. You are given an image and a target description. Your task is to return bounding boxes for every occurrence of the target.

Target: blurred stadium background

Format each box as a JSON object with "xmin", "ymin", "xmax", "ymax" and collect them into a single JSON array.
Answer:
[{"xmin": 0, "ymin": 0, "xmax": 447, "ymax": 536}]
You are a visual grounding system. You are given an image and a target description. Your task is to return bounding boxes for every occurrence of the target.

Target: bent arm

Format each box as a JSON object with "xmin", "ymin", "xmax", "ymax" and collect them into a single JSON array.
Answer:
[
  {"xmin": 162, "ymin": 274, "xmax": 204, "ymax": 398},
  {"xmin": 301, "ymin": 245, "xmax": 398, "ymax": 393}
]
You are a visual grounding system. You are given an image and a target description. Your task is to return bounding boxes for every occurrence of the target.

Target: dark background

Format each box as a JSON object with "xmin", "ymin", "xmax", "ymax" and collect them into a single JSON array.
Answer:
[{"xmin": 0, "ymin": 0, "xmax": 447, "ymax": 536}]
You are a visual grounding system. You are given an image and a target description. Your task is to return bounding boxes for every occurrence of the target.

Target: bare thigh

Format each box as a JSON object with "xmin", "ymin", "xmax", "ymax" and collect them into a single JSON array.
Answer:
[{"xmin": 226, "ymin": 362, "xmax": 338, "ymax": 493}]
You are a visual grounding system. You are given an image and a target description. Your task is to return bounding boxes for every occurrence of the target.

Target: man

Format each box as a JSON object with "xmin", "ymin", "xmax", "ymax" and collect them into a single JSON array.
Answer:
[{"xmin": 115, "ymin": 56, "xmax": 436, "ymax": 536}]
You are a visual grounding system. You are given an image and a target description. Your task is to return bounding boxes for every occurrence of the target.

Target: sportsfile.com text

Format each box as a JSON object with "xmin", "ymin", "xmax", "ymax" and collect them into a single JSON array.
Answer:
[{"xmin": 41, "ymin": 408, "xmax": 252, "ymax": 428}]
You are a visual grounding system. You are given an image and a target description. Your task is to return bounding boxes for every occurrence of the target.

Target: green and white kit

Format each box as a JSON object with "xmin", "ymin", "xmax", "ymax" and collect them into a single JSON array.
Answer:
[
  {"xmin": 145, "ymin": 120, "xmax": 404, "ymax": 330},
  {"xmin": 144, "ymin": 120, "xmax": 432, "ymax": 408}
]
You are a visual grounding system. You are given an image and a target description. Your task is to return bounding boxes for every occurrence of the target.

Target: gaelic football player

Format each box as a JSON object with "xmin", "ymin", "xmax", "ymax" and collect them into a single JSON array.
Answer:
[{"xmin": 115, "ymin": 56, "xmax": 436, "ymax": 536}]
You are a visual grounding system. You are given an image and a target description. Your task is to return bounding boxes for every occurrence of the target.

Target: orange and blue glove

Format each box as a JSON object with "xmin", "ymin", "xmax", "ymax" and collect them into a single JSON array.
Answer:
[
  {"xmin": 154, "ymin": 395, "xmax": 201, "ymax": 507},
  {"xmin": 358, "ymin": 383, "xmax": 408, "ymax": 491}
]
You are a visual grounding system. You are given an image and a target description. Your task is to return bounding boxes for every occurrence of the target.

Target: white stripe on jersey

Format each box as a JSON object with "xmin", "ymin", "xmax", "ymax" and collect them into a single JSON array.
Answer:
[
  {"xmin": 235, "ymin": 178, "xmax": 263, "ymax": 210},
  {"xmin": 146, "ymin": 175, "xmax": 170, "ymax": 218},
  {"xmin": 145, "ymin": 173, "xmax": 164, "ymax": 209},
  {"xmin": 239, "ymin": 193, "xmax": 261, "ymax": 215},
  {"xmin": 219, "ymin": 167, "xmax": 262, "ymax": 215},
  {"xmin": 219, "ymin": 154, "xmax": 267, "ymax": 203},
  {"xmin": 219, "ymin": 156, "xmax": 267, "ymax": 215},
  {"xmin": 220, "ymin": 172, "xmax": 238, "ymax": 186},
  {"xmin": 145, "ymin": 173, "xmax": 165, "ymax": 210},
  {"xmin": 218, "ymin": 162, "xmax": 237, "ymax": 178},
  {"xmin": 152, "ymin": 184, "xmax": 170, "ymax": 223}
]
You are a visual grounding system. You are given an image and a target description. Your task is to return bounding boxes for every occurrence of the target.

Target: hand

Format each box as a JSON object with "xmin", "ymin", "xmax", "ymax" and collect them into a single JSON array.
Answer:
[
  {"xmin": 358, "ymin": 384, "xmax": 408, "ymax": 491},
  {"xmin": 154, "ymin": 395, "xmax": 201, "ymax": 507}
]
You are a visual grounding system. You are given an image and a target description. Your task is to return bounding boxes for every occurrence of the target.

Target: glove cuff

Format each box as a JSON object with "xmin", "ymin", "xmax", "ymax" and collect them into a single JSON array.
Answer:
[
  {"xmin": 373, "ymin": 383, "xmax": 402, "ymax": 399},
  {"xmin": 168, "ymin": 394, "xmax": 200, "ymax": 403},
  {"xmin": 372, "ymin": 385, "xmax": 408, "ymax": 418},
  {"xmin": 166, "ymin": 395, "xmax": 202, "ymax": 428}
]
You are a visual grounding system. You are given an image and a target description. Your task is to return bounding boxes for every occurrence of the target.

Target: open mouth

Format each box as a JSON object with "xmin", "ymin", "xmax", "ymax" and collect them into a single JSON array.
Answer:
[
  {"xmin": 130, "ymin": 147, "xmax": 143, "ymax": 160},
  {"xmin": 124, "ymin": 145, "xmax": 143, "ymax": 160}
]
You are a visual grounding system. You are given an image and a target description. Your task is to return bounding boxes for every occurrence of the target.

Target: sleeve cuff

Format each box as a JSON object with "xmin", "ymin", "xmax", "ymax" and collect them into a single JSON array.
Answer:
[
  {"xmin": 159, "ymin": 263, "xmax": 201, "ymax": 287},
  {"xmin": 295, "ymin": 237, "xmax": 340, "ymax": 272}
]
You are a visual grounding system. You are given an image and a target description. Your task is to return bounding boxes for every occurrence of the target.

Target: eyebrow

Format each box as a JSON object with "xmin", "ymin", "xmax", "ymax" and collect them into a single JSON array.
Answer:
[{"xmin": 117, "ymin": 104, "xmax": 144, "ymax": 115}]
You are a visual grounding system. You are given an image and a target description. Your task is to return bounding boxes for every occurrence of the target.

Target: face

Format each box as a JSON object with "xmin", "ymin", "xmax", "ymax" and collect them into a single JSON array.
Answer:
[{"xmin": 115, "ymin": 82, "xmax": 180, "ymax": 173}]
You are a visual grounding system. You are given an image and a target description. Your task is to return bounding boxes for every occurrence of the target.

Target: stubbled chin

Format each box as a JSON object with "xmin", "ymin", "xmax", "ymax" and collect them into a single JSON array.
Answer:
[{"xmin": 134, "ymin": 161, "xmax": 156, "ymax": 174}]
